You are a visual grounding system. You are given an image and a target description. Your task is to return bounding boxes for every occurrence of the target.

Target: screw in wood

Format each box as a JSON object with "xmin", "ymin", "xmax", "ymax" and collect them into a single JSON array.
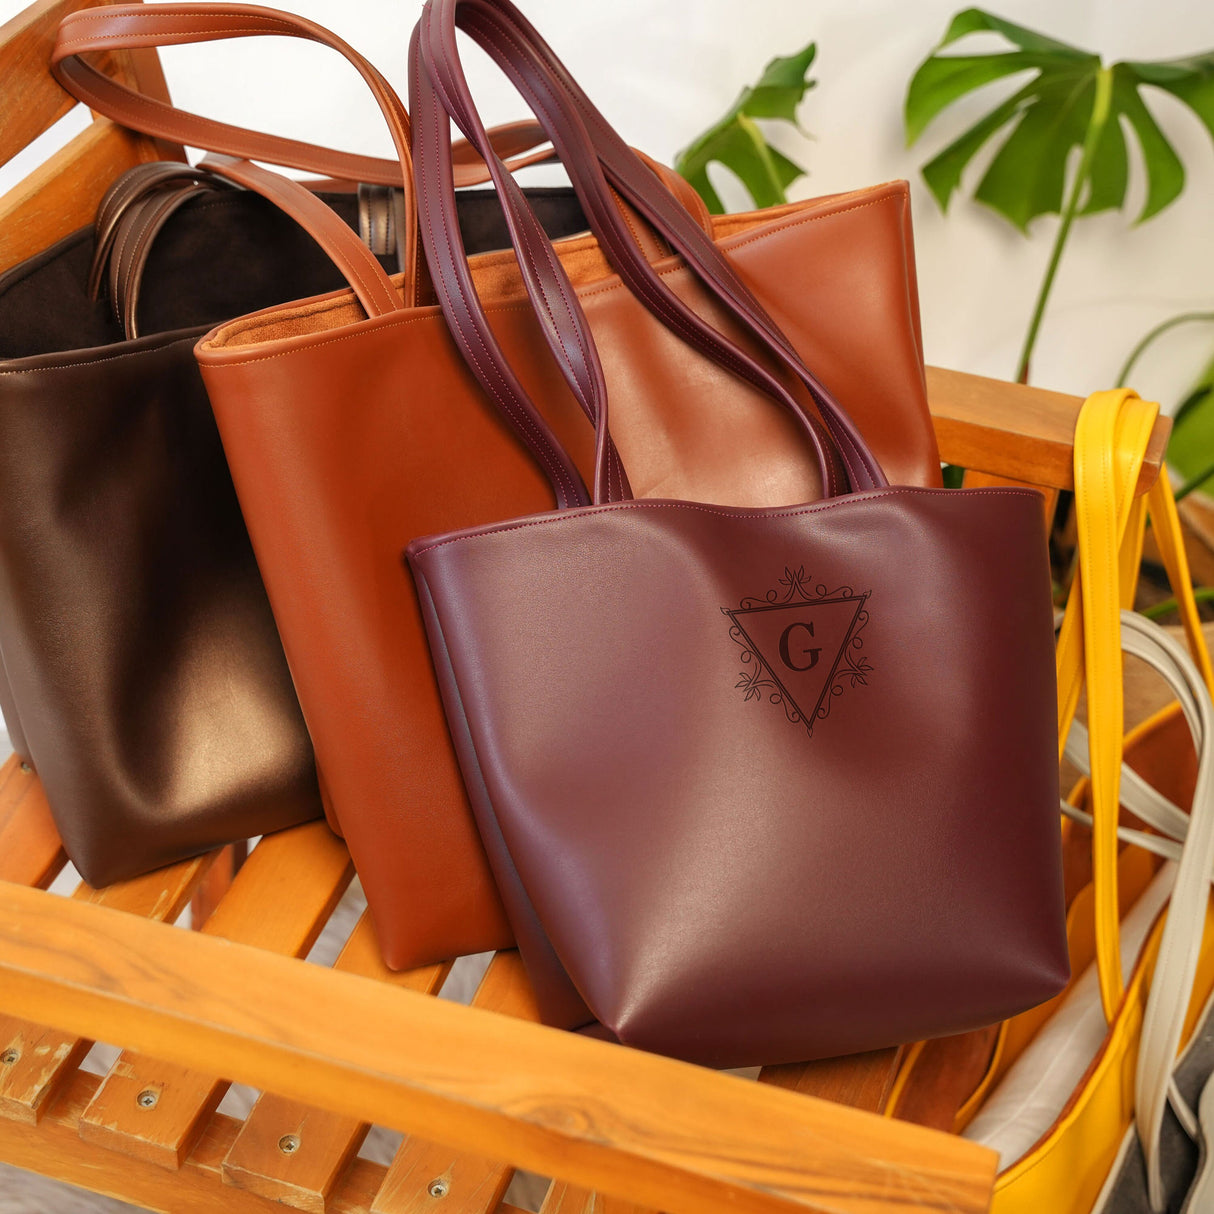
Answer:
[
  {"xmin": 19, "ymin": 762, "xmax": 30, "ymax": 773},
  {"xmin": 428, "ymin": 1179, "xmax": 450, "ymax": 1199},
  {"xmin": 278, "ymin": 1134, "xmax": 301, "ymax": 1155},
  {"xmin": 136, "ymin": 1089, "xmax": 159, "ymax": 1108},
  {"xmin": 1, "ymin": 1048, "xmax": 18, "ymax": 1065}
]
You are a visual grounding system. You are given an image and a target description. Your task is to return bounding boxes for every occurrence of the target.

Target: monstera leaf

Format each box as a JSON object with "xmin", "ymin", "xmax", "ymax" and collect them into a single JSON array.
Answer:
[
  {"xmin": 907, "ymin": 10, "xmax": 1214, "ymax": 230},
  {"xmin": 907, "ymin": 10, "xmax": 1214, "ymax": 381},
  {"xmin": 676, "ymin": 42, "xmax": 816, "ymax": 214}
]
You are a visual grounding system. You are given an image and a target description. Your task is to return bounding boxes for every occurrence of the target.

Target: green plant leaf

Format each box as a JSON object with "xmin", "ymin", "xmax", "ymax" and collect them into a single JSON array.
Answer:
[
  {"xmin": 1166, "ymin": 348, "xmax": 1214, "ymax": 497},
  {"xmin": 906, "ymin": 8, "xmax": 1214, "ymax": 228},
  {"xmin": 676, "ymin": 42, "xmax": 816, "ymax": 214},
  {"xmin": 744, "ymin": 42, "xmax": 819, "ymax": 124}
]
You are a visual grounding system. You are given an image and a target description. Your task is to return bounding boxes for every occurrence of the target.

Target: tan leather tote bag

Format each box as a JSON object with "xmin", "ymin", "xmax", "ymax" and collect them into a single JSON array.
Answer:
[{"xmin": 54, "ymin": 1, "xmax": 943, "ymax": 969}]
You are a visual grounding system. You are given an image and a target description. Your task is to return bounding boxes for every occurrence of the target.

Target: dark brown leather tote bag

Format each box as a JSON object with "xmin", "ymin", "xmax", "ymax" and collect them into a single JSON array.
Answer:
[
  {"xmin": 405, "ymin": 0, "xmax": 1069, "ymax": 1068},
  {"xmin": 54, "ymin": 2, "xmax": 943, "ymax": 967},
  {"xmin": 3, "ymin": 19, "xmax": 568, "ymax": 884}
]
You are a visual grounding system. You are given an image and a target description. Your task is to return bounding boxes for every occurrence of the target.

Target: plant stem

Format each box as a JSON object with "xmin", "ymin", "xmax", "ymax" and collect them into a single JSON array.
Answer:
[
  {"xmin": 1116, "ymin": 311, "xmax": 1214, "ymax": 387},
  {"xmin": 1141, "ymin": 587, "xmax": 1214, "ymax": 621},
  {"xmin": 1014, "ymin": 65, "xmax": 1114, "ymax": 385}
]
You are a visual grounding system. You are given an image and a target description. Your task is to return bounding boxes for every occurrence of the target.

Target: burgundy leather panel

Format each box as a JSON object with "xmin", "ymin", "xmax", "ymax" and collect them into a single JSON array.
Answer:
[{"xmin": 409, "ymin": 487, "xmax": 1069, "ymax": 1065}]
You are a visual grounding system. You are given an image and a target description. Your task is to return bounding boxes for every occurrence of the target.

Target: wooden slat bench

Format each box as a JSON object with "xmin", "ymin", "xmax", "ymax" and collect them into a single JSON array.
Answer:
[{"xmin": 0, "ymin": 2, "xmax": 1172, "ymax": 1210}]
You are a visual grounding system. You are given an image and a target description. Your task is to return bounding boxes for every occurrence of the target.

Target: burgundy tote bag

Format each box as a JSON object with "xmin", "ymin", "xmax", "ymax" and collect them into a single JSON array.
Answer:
[{"xmin": 405, "ymin": 0, "xmax": 1069, "ymax": 1067}]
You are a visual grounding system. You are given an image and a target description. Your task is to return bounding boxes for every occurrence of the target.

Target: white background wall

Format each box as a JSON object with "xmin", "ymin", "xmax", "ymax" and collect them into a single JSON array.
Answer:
[{"xmin": 2, "ymin": 0, "xmax": 1214, "ymax": 405}]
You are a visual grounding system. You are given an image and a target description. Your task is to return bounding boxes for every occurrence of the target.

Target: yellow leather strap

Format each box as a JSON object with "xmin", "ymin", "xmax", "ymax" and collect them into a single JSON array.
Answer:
[
  {"xmin": 1063, "ymin": 388, "xmax": 1213, "ymax": 1023},
  {"xmin": 1065, "ymin": 389, "xmax": 1158, "ymax": 1018}
]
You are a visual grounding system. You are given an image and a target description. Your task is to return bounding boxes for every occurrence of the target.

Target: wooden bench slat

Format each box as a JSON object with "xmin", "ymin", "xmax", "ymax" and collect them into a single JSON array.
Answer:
[
  {"xmin": 540, "ymin": 1182, "xmax": 652, "ymax": 1214},
  {"xmin": 0, "ymin": 0, "xmax": 181, "ymax": 170},
  {"xmin": 0, "ymin": 886, "xmax": 999, "ymax": 1214},
  {"xmin": 0, "ymin": 846, "xmax": 213, "ymax": 1123},
  {"xmin": 371, "ymin": 953, "xmax": 536, "ymax": 1214},
  {"xmin": 759, "ymin": 1046, "xmax": 903, "ymax": 1112},
  {"xmin": 927, "ymin": 364, "xmax": 1169, "ymax": 493},
  {"xmin": 0, "ymin": 1063, "xmax": 530, "ymax": 1213},
  {"xmin": 0, "ymin": 756, "xmax": 63, "ymax": 888},
  {"xmin": 76, "ymin": 821, "xmax": 353, "ymax": 1169},
  {"xmin": 223, "ymin": 911, "xmax": 451, "ymax": 1212},
  {"xmin": 372, "ymin": 1137, "xmax": 514, "ymax": 1214}
]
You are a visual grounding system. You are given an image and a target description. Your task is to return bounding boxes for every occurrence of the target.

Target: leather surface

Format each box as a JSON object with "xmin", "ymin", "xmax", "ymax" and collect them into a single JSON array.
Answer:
[
  {"xmin": 409, "ymin": 486, "xmax": 1068, "ymax": 1065},
  {"xmin": 0, "ymin": 324, "xmax": 321, "ymax": 885},
  {"xmin": 199, "ymin": 184, "xmax": 942, "ymax": 968},
  {"xmin": 0, "ymin": 167, "xmax": 587, "ymax": 886}
]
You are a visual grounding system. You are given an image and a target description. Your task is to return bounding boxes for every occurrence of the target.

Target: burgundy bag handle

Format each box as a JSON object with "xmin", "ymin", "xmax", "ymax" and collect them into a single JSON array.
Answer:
[
  {"xmin": 427, "ymin": 0, "xmax": 883, "ymax": 496},
  {"xmin": 411, "ymin": 0, "xmax": 885, "ymax": 500},
  {"xmin": 410, "ymin": 30, "xmax": 625, "ymax": 504}
]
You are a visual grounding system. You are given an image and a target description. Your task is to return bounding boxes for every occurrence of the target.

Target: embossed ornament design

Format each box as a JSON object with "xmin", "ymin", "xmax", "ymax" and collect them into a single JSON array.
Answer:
[{"xmin": 723, "ymin": 566, "xmax": 872, "ymax": 734}]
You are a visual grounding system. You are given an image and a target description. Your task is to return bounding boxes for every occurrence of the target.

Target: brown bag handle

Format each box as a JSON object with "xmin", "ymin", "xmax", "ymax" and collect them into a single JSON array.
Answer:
[
  {"xmin": 90, "ymin": 155, "xmax": 404, "ymax": 334},
  {"xmin": 51, "ymin": 3, "xmax": 561, "ymax": 188},
  {"xmin": 102, "ymin": 175, "xmax": 218, "ymax": 337}
]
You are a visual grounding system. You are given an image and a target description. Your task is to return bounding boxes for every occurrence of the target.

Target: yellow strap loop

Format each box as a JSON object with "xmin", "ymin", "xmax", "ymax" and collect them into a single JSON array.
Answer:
[{"xmin": 1064, "ymin": 389, "xmax": 1157, "ymax": 1018}]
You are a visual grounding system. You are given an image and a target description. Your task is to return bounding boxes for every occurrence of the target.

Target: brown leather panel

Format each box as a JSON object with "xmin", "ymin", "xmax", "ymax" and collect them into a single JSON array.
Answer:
[{"xmin": 0, "ymin": 177, "xmax": 589, "ymax": 885}]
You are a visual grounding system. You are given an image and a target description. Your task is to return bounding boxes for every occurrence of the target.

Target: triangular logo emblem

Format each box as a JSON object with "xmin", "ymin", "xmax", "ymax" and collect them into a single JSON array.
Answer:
[{"xmin": 724, "ymin": 568, "xmax": 872, "ymax": 735}]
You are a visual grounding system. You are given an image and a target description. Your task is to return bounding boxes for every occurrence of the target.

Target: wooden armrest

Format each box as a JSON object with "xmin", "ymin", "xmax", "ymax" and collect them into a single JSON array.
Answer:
[
  {"xmin": 927, "ymin": 366, "xmax": 1170, "ymax": 495},
  {"xmin": 0, "ymin": 882, "xmax": 997, "ymax": 1214}
]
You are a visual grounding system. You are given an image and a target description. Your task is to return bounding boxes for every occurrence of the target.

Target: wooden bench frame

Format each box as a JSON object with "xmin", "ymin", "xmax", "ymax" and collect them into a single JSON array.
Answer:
[{"xmin": 0, "ymin": 3, "xmax": 1170, "ymax": 1211}]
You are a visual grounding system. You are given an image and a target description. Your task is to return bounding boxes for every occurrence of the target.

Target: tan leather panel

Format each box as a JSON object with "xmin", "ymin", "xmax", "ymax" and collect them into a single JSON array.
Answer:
[{"xmin": 198, "ymin": 181, "xmax": 939, "ymax": 967}]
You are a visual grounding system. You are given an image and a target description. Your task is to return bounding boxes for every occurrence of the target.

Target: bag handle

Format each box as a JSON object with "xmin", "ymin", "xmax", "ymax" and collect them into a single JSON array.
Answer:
[
  {"xmin": 90, "ymin": 160, "xmax": 216, "ymax": 303},
  {"xmin": 51, "ymin": 5, "xmax": 557, "ymax": 189},
  {"xmin": 95, "ymin": 170, "xmax": 218, "ymax": 337},
  {"xmin": 410, "ymin": 0, "xmax": 884, "ymax": 503},
  {"xmin": 1056, "ymin": 389, "xmax": 1213, "ymax": 1019},
  {"xmin": 90, "ymin": 155, "xmax": 405, "ymax": 333},
  {"xmin": 51, "ymin": 3, "xmax": 568, "ymax": 309},
  {"xmin": 414, "ymin": 0, "xmax": 880, "ymax": 497}
]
